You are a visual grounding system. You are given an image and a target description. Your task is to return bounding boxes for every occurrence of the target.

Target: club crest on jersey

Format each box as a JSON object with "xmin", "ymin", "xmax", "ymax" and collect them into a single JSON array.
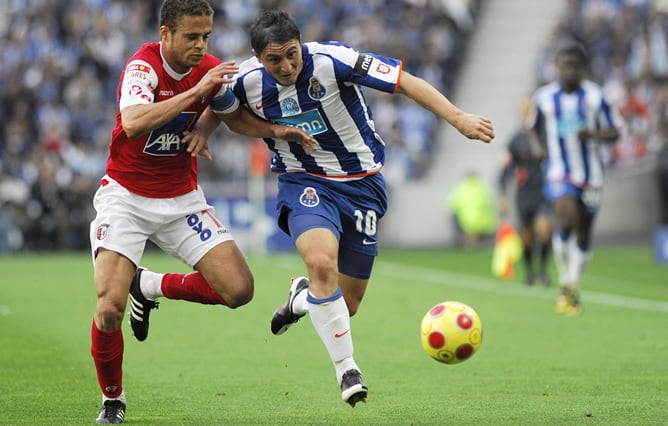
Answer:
[
  {"xmin": 299, "ymin": 187, "xmax": 320, "ymax": 207},
  {"xmin": 280, "ymin": 98, "xmax": 301, "ymax": 116},
  {"xmin": 308, "ymin": 77, "xmax": 326, "ymax": 100},
  {"xmin": 96, "ymin": 224, "xmax": 109, "ymax": 241}
]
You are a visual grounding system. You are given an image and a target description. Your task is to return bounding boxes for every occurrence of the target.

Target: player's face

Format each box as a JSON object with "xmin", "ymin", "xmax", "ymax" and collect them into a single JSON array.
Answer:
[
  {"xmin": 557, "ymin": 53, "xmax": 585, "ymax": 92},
  {"xmin": 257, "ymin": 40, "xmax": 303, "ymax": 86},
  {"xmin": 160, "ymin": 15, "xmax": 212, "ymax": 74}
]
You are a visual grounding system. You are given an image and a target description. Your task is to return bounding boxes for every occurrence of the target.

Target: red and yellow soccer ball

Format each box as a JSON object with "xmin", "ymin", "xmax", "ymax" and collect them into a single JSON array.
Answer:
[{"xmin": 420, "ymin": 301, "xmax": 483, "ymax": 364}]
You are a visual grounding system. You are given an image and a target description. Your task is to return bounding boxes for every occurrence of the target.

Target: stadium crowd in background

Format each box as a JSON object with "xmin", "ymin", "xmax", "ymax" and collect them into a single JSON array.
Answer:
[
  {"xmin": 535, "ymin": 0, "xmax": 668, "ymax": 166},
  {"xmin": 0, "ymin": 0, "xmax": 481, "ymax": 252},
  {"xmin": 3, "ymin": 0, "xmax": 668, "ymax": 253}
]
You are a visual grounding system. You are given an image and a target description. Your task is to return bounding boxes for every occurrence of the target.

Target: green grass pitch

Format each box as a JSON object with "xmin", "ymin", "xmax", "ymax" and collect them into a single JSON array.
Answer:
[{"xmin": 1, "ymin": 246, "xmax": 667, "ymax": 425}]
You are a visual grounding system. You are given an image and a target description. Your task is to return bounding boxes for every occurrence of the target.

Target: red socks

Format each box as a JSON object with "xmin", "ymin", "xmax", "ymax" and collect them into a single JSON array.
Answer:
[
  {"xmin": 161, "ymin": 272, "xmax": 226, "ymax": 305},
  {"xmin": 91, "ymin": 320, "xmax": 123, "ymax": 399}
]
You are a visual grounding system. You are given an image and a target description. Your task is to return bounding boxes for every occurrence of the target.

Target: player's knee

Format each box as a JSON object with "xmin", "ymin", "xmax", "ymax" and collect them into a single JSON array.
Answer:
[
  {"xmin": 303, "ymin": 252, "xmax": 337, "ymax": 280},
  {"xmin": 95, "ymin": 299, "xmax": 126, "ymax": 331},
  {"xmin": 221, "ymin": 275, "xmax": 254, "ymax": 308}
]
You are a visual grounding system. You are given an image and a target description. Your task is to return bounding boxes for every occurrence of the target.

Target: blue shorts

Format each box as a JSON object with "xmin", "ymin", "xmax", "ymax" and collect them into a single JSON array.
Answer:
[
  {"xmin": 543, "ymin": 180, "xmax": 602, "ymax": 214},
  {"xmin": 276, "ymin": 173, "xmax": 388, "ymax": 277}
]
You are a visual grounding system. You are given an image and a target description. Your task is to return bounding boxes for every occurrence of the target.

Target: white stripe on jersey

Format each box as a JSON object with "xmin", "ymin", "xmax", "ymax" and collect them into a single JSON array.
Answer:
[{"xmin": 532, "ymin": 80, "xmax": 617, "ymax": 188}]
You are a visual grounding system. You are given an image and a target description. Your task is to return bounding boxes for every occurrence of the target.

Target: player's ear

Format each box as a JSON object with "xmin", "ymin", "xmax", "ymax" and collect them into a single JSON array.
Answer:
[{"xmin": 159, "ymin": 25, "xmax": 170, "ymax": 42}]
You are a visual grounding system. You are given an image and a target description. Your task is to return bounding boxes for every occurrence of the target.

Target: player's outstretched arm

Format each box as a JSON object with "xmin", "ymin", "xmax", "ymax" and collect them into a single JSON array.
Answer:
[{"xmin": 396, "ymin": 70, "xmax": 494, "ymax": 143}]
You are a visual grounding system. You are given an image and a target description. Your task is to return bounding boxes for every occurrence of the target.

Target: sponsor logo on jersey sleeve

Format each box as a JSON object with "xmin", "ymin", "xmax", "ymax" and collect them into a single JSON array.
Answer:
[
  {"xmin": 354, "ymin": 54, "xmax": 374, "ymax": 76},
  {"xmin": 125, "ymin": 63, "xmax": 151, "ymax": 81},
  {"xmin": 127, "ymin": 64, "xmax": 152, "ymax": 73}
]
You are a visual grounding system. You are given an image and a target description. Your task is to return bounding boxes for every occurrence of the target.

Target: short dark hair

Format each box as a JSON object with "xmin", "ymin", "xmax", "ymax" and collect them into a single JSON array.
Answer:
[
  {"xmin": 556, "ymin": 41, "xmax": 587, "ymax": 63},
  {"xmin": 159, "ymin": 0, "xmax": 213, "ymax": 31},
  {"xmin": 249, "ymin": 9, "xmax": 301, "ymax": 54}
]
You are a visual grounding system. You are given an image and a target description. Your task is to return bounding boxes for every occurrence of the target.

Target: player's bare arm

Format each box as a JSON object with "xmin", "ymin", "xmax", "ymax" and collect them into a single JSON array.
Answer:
[
  {"xmin": 217, "ymin": 107, "xmax": 318, "ymax": 154},
  {"xmin": 577, "ymin": 127, "xmax": 620, "ymax": 144},
  {"xmin": 396, "ymin": 70, "xmax": 495, "ymax": 143},
  {"xmin": 185, "ymin": 105, "xmax": 318, "ymax": 158},
  {"xmin": 121, "ymin": 62, "xmax": 239, "ymax": 139}
]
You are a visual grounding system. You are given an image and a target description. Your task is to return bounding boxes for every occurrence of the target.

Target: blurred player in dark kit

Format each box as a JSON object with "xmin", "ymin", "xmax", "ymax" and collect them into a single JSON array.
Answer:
[{"xmin": 499, "ymin": 100, "xmax": 553, "ymax": 287}]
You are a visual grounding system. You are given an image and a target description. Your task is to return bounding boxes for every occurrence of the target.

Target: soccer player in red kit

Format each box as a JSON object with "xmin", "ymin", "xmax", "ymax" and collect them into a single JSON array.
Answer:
[{"xmin": 89, "ymin": 1, "xmax": 315, "ymax": 423}]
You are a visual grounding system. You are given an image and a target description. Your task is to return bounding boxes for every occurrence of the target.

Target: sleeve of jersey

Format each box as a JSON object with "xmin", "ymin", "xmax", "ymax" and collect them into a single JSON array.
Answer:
[
  {"xmin": 350, "ymin": 52, "xmax": 402, "ymax": 94},
  {"xmin": 318, "ymin": 42, "xmax": 401, "ymax": 93},
  {"xmin": 598, "ymin": 95, "xmax": 618, "ymax": 128},
  {"xmin": 209, "ymin": 84, "xmax": 239, "ymax": 114},
  {"xmin": 118, "ymin": 60, "xmax": 158, "ymax": 111},
  {"xmin": 526, "ymin": 96, "xmax": 541, "ymax": 130}
]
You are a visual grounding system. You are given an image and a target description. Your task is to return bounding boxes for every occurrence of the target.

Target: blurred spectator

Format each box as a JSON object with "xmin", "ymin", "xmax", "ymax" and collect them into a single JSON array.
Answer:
[{"xmin": 0, "ymin": 0, "xmax": 483, "ymax": 252}]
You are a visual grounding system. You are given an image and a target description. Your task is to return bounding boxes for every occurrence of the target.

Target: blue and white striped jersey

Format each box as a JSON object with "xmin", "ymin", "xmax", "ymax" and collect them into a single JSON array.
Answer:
[
  {"xmin": 530, "ymin": 80, "xmax": 618, "ymax": 188},
  {"xmin": 230, "ymin": 42, "xmax": 402, "ymax": 180}
]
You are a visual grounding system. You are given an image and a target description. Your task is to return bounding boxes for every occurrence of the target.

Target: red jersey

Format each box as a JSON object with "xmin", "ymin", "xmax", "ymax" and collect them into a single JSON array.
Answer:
[{"xmin": 106, "ymin": 42, "xmax": 229, "ymax": 198}]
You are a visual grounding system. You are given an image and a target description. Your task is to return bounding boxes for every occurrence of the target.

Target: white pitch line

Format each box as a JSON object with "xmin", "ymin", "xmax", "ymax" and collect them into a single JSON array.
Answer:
[
  {"xmin": 259, "ymin": 254, "xmax": 668, "ymax": 313},
  {"xmin": 375, "ymin": 260, "xmax": 668, "ymax": 314}
]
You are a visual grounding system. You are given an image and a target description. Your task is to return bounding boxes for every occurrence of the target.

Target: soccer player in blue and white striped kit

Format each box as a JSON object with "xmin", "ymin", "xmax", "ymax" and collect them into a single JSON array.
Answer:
[
  {"xmin": 224, "ymin": 9, "xmax": 493, "ymax": 406},
  {"xmin": 529, "ymin": 42, "xmax": 619, "ymax": 316}
]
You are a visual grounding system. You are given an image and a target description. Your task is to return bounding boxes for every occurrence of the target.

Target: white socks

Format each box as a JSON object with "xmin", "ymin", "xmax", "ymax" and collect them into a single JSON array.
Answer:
[
  {"xmin": 552, "ymin": 234, "xmax": 570, "ymax": 286},
  {"xmin": 553, "ymin": 233, "xmax": 592, "ymax": 289},
  {"xmin": 103, "ymin": 391, "xmax": 126, "ymax": 404},
  {"xmin": 138, "ymin": 269, "xmax": 164, "ymax": 300},
  {"xmin": 307, "ymin": 289, "xmax": 359, "ymax": 383}
]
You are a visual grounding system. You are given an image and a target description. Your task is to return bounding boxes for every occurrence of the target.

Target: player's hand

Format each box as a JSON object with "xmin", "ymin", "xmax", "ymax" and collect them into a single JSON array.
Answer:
[
  {"xmin": 193, "ymin": 62, "xmax": 239, "ymax": 98},
  {"xmin": 455, "ymin": 113, "xmax": 495, "ymax": 143},
  {"xmin": 183, "ymin": 130, "xmax": 212, "ymax": 160},
  {"xmin": 275, "ymin": 127, "xmax": 319, "ymax": 155},
  {"xmin": 577, "ymin": 128, "xmax": 592, "ymax": 142}
]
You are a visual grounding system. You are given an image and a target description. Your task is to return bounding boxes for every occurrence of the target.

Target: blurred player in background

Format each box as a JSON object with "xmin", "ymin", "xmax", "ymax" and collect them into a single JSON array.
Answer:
[
  {"xmin": 89, "ymin": 1, "xmax": 314, "ymax": 423},
  {"xmin": 207, "ymin": 9, "xmax": 493, "ymax": 406},
  {"xmin": 529, "ymin": 42, "xmax": 619, "ymax": 315},
  {"xmin": 498, "ymin": 99, "xmax": 552, "ymax": 287}
]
